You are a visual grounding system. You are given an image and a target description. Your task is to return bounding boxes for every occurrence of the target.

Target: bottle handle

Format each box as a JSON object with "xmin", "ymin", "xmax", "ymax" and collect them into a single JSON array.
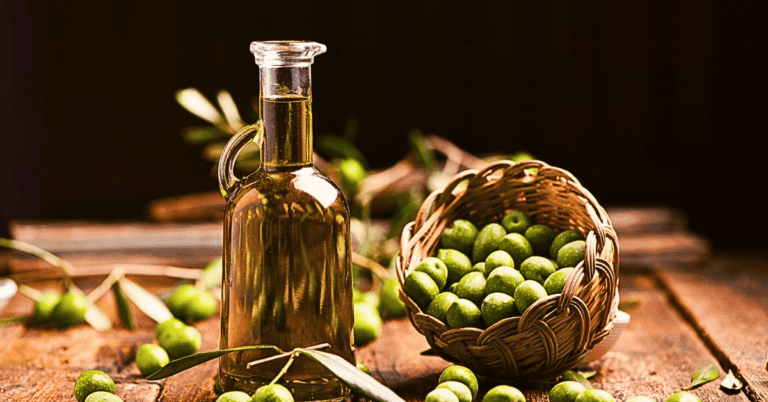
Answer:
[{"xmin": 217, "ymin": 121, "xmax": 262, "ymax": 198}]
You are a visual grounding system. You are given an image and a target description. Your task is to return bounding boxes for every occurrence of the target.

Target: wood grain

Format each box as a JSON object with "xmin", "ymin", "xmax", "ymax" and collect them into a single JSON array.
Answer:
[
  {"xmin": 586, "ymin": 287, "xmax": 748, "ymax": 402},
  {"xmin": 618, "ymin": 232, "xmax": 711, "ymax": 266},
  {"xmin": 357, "ymin": 318, "xmax": 452, "ymax": 402},
  {"xmin": 655, "ymin": 255, "xmax": 768, "ymax": 402},
  {"xmin": 6, "ymin": 217, "xmax": 710, "ymax": 277}
]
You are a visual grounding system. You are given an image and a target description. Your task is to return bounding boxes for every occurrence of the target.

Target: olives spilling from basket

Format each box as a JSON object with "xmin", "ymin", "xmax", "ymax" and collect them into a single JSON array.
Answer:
[{"xmin": 403, "ymin": 210, "xmax": 586, "ymax": 329}]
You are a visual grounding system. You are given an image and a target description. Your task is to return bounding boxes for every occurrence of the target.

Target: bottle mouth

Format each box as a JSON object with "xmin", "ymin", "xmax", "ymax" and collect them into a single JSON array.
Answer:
[{"xmin": 250, "ymin": 41, "xmax": 327, "ymax": 67}]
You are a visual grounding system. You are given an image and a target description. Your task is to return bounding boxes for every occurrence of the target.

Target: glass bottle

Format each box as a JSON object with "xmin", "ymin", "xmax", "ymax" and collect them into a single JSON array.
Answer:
[{"xmin": 217, "ymin": 41, "xmax": 354, "ymax": 401}]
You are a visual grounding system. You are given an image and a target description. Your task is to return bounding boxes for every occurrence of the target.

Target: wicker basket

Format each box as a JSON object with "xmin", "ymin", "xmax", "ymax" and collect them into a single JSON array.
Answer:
[{"xmin": 396, "ymin": 160, "xmax": 620, "ymax": 382}]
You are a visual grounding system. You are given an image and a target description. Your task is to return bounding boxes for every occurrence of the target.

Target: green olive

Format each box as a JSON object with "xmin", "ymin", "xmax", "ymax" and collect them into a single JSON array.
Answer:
[
  {"xmin": 135, "ymin": 344, "xmax": 170, "ymax": 377},
  {"xmin": 252, "ymin": 384, "xmax": 294, "ymax": 402},
  {"xmin": 158, "ymin": 324, "xmax": 202, "ymax": 360},
  {"xmin": 31, "ymin": 291, "xmax": 60, "ymax": 324},
  {"xmin": 183, "ymin": 289, "xmax": 217, "ymax": 322},
  {"xmin": 52, "ymin": 292, "xmax": 88, "ymax": 328},
  {"xmin": 73, "ymin": 370, "xmax": 116, "ymax": 402}
]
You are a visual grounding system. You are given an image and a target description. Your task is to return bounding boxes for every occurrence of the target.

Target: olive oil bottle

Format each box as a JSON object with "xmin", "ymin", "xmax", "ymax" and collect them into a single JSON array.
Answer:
[{"xmin": 217, "ymin": 41, "xmax": 354, "ymax": 401}]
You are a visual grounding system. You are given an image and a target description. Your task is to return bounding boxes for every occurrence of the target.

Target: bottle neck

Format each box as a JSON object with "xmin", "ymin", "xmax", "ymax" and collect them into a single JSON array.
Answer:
[{"xmin": 259, "ymin": 66, "xmax": 314, "ymax": 171}]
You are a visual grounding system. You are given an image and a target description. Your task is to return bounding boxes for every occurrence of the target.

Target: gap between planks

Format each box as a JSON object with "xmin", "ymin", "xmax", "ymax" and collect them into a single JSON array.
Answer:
[{"xmin": 651, "ymin": 264, "xmax": 766, "ymax": 402}]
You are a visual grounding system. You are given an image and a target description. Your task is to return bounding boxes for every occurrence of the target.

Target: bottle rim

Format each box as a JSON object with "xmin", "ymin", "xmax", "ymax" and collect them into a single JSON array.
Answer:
[{"xmin": 250, "ymin": 41, "xmax": 327, "ymax": 67}]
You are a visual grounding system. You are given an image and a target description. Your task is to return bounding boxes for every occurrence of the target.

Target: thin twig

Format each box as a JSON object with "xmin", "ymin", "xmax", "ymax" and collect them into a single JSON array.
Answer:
[
  {"xmin": 269, "ymin": 352, "xmax": 298, "ymax": 386},
  {"xmin": 246, "ymin": 343, "xmax": 330, "ymax": 369},
  {"xmin": 17, "ymin": 283, "xmax": 43, "ymax": 301},
  {"xmin": 0, "ymin": 238, "xmax": 74, "ymax": 282},
  {"xmin": 85, "ymin": 267, "xmax": 125, "ymax": 305},
  {"xmin": 352, "ymin": 252, "xmax": 391, "ymax": 285},
  {"xmin": 426, "ymin": 135, "xmax": 488, "ymax": 170},
  {"xmin": 72, "ymin": 264, "xmax": 202, "ymax": 280},
  {"xmin": 0, "ymin": 315, "xmax": 29, "ymax": 327},
  {"xmin": 355, "ymin": 158, "xmax": 417, "ymax": 206},
  {"xmin": 352, "ymin": 249, "xmax": 389, "ymax": 296}
]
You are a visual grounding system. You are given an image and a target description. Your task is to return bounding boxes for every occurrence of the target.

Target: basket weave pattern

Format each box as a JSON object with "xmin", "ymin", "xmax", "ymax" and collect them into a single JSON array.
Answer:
[{"xmin": 396, "ymin": 160, "xmax": 620, "ymax": 382}]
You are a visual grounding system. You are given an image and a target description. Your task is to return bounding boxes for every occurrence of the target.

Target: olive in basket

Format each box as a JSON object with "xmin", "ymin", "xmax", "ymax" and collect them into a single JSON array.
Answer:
[
  {"xmin": 472, "ymin": 223, "xmax": 506, "ymax": 263},
  {"xmin": 550, "ymin": 230, "xmax": 585, "ymax": 260},
  {"xmin": 404, "ymin": 210, "xmax": 586, "ymax": 329},
  {"xmin": 485, "ymin": 250, "xmax": 515, "ymax": 271},
  {"xmin": 441, "ymin": 219, "xmax": 478, "ymax": 256},
  {"xmin": 519, "ymin": 256, "xmax": 557, "ymax": 284}
]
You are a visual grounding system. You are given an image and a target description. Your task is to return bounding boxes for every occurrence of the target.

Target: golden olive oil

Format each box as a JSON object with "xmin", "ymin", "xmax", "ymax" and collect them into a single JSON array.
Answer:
[{"xmin": 219, "ymin": 166, "xmax": 354, "ymax": 399}]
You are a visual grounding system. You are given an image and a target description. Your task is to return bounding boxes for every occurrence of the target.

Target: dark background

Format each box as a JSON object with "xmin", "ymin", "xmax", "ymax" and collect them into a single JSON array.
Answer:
[{"xmin": 1, "ymin": 1, "xmax": 765, "ymax": 249}]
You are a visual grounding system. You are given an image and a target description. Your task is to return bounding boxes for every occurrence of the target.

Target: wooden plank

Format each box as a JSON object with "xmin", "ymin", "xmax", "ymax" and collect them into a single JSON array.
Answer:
[
  {"xmin": 619, "ymin": 232, "xmax": 711, "ymax": 267},
  {"xmin": 7, "ymin": 218, "xmax": 710, "ymax": 275},
  {"xmin": 8, "ymin": 252, "xmax": 215, "ymax": 282},
  {"xmin": 605, "ymin": 206, "xmax": 688, "ymax": 235},
  {"xmin": 9, "ymin": 220, "xmax": 223, "ymax": 253},
  {"xmin": 146, "ymin": 191, "xmax": 226, "ymax": 223},
  {"xmin": 655, "ymin": 255, "xmax": 768, "ymax": 402},
  {"xmin": 586, "ymin": 283, "xmax": 748, "ymax": 402}
]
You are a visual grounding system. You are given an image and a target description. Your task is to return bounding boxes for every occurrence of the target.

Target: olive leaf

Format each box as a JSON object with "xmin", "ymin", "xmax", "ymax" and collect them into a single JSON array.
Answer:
[
  {"xmin": 175, "ymin": 88, "xmax": 226, "ymax": 126},
  {"xmin": 112, "ymin": 281, "xmax": 135, "ymax": 331},
  {"xmin": 216, "ymin": 90, "xmax": 245, "ymax": 129},
  {"xmin": 0, "ymin": 315, "xmax": 29, "ymax": 326},
  {"xmin": 147, "ymin": 344, "xmax": 282, "ymax": 380},
  {"xmin": 563, "ymin": 370, "xmax": 593, "ymax": 390},
  {"xmin": 0, "ymin": 238, "xmax": 74, "ymax": 280},
  {"xmin": 407, "ymin": 129, "xmax": 436, "ymax": 174},
  {"xmin": 387, "ymin": 191, "xmax": 423, "ymax": 239},
  {"xmin": 182, "ymin": 126, "xmax": 228, "ymax": 145},
  {"xmin": 295, "ymin": 348, "xmax": 406, "ymax": 402},
  {"xmin": 84, "ymin": 305, "xmax": 113, "ymax": 331},
  {"xmin": 117, "ymin": 277, "xmax": 173, "ymax": 323},
  {"xmin": 618, "ymin": 298, "xmax": 642, "ymax": 312},
  {"xmin": 720, "ymin": 370, "xmax": 743, "ymax": 391},
  {"xmin": 683, "ymin": 362, "xmax": 720, "ymax": 390}
]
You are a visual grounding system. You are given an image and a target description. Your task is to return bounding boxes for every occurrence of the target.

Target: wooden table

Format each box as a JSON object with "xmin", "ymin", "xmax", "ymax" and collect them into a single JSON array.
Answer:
[{"xmin": 1, "ymin": 214, "xmax": 766, "ymax": 402}]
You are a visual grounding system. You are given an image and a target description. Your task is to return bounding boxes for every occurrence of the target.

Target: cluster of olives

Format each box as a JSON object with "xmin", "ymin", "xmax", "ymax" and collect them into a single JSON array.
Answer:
[
  {"xmin": 73, "ymin": 370, "xmax": 120, "ymax": 402},
  {"xmin": 549, "ymin": 381, "xmax": 614, "ymax": 402},
  {"xmin": 216, "ymin": 384, "xmax": 295, "ymax": 402},
  {"xmin": 131, "ymin": 284, "xmax": 214, "ymax": 377},
  {"xmin": 134, "ymin": 317, "xmax": 202, "ymax": 376},
  {"xmin": 549, "ymin": 380, "xmax": 702, "ymax": 402},
  {"xmin": 166, "ymin": 283, "xmax": 218, "ymax": 323},
  {"xmin": 73, "ymin": 369, "xmax": 300, "ymax": 402},
  {"xmin": 426, "ymin": 364, "xmax": 525, "ymax": 402},
  {"xmin": 404, "ymin": 210, "xmax": 586, "ymax": 329},
  {"xmin": 31, "ymin": 290, "xmax": 89, "ymax": 328}
]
